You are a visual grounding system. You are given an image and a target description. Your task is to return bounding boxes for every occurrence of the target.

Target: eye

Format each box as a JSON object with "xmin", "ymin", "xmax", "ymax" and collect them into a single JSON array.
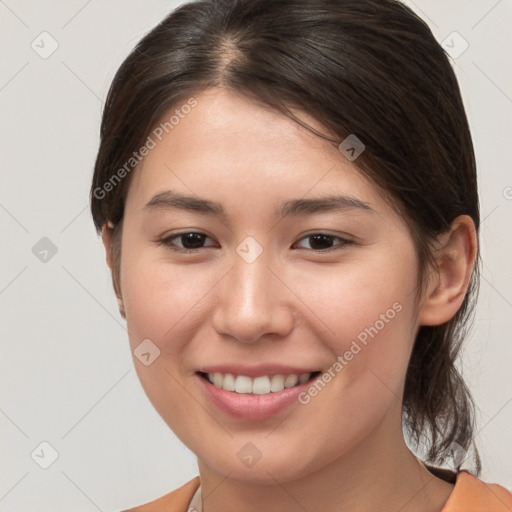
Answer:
[
  {"xmin": 293, "ymin": 233, "xmax": 352, "ymax": 252},
  {"xmin": 158, "ymin": 231, "xmax": 216, "ymax": 252},
  {"xmin": 157, "ymin": 231, "xmax": 352, "ymax": 253}
]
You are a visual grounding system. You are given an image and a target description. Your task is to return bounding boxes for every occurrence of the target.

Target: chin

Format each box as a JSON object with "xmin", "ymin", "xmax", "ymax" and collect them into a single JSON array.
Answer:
[{"xmin": 200, "ymin": 444, "xmax": 327, "ymax": 485}]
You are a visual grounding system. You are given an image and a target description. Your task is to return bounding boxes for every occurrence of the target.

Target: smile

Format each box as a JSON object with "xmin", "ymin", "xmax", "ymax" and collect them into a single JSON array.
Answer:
[
  {"xmin": 196, "ymin": 370, "xmax": 323, "ymax": 420},
  {"xmin": 201, "ymin": 371, "xmax": 318, "ymax": 394}
]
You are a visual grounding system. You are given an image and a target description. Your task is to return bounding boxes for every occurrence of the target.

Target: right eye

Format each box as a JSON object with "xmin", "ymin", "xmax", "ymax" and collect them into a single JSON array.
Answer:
[{"xmin": 158, "ymin": 232, "xmax": 217, "ymax": 252}]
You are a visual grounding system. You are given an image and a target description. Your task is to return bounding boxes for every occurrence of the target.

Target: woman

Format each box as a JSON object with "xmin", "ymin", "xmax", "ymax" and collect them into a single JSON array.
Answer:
[{"xmin": 90, "ymin": 0, "xmax": 512, "ymax": 510}]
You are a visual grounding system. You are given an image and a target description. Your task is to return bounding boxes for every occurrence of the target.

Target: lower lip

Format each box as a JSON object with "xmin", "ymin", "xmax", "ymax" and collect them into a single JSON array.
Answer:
[{"xmin": 196, "ymin": 373, "xmax": 317, "ymax": 421}]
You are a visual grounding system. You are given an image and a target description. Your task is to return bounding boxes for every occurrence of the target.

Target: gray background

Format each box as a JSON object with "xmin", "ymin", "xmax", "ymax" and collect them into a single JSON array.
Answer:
[{"xmin": 0, "ymin": 0, "xmax": 511, "ymax": 510}]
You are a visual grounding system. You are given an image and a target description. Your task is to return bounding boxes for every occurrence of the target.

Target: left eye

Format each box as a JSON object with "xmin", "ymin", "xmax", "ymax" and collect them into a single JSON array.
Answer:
[{"xmin": 293, "ymin": 233, "xmax": 350, "ymax": 251}]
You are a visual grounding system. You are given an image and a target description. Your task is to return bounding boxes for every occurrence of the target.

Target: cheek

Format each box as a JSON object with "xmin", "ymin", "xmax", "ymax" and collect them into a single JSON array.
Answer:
[
  {"xmin": 291, "ymin": 247, "xmax": 418, "ymax": 350},
  {"xmin": 118, "ymin": 242, "xmax": 215, "ymax": 436},
  {"xmin": 120, "ymin": 245, "xmax": 217, "ymax": 353},
  {"xmin": 290, "ymin": 251, "xmax": 419, "ymax": 422}
]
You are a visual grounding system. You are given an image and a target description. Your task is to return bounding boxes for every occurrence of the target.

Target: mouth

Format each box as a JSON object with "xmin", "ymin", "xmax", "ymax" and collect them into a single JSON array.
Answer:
[
  {"xmin": 197, "ymin": 371, "xmax": 322, "ymax": 395},
  {"xmin": 195, "ymin": 370, "xmax": 323, "ymax": 420}
]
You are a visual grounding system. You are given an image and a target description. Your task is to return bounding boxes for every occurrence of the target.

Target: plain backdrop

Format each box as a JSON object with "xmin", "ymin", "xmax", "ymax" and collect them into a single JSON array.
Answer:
[{"xmin": 0, "ymin": 0, "xmax": 511, "ymax": 510}]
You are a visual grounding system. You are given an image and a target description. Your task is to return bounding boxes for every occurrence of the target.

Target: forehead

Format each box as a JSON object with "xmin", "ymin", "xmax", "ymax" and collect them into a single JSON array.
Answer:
[{"xmin": 125, "ymin": 87, "xmax": 389, "ymax": 218}]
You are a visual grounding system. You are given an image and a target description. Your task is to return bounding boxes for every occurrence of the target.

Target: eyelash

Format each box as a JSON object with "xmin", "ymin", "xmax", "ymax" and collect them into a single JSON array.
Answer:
[{"xmin": 157, "ymin": 231, "xmax": 353, "ymax": 253}]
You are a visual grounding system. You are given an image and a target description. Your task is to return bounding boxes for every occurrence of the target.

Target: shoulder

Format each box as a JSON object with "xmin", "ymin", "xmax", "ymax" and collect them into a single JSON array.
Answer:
[
  {"xmin": 122, "ymin": 476, "xmax": 201, "ymax": 512},
  {"xmin": 119, "ymin": 472, "xmax": 512, "ymax": 511},
  {"xmin": 442, "ymin": 470, "xmax": 512, "ymax": 511}
]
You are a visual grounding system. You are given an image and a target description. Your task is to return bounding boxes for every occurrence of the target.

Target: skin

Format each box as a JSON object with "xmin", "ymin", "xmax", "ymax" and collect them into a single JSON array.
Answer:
[{"xmin": 102, "ymin": 88, "xmax": 477, "ymax": 512}]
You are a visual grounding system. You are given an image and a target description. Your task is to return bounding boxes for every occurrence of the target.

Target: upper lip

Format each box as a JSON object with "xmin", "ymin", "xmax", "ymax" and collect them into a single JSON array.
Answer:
[{"xmin": 197, "ymin": 364, "xmax": 321, "ymax": 379}]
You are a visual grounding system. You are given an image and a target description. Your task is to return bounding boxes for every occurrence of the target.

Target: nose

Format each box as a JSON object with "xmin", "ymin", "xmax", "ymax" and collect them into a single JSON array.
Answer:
[{"xmin": 211, "ymin": 251, "xmax": 294, "ymax": 344}]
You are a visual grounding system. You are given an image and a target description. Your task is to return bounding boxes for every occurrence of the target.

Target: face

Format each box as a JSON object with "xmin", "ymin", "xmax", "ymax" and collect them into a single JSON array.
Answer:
[{"xmin": 117, "ymin": 87, "xmax": 424, "ymax": 483}]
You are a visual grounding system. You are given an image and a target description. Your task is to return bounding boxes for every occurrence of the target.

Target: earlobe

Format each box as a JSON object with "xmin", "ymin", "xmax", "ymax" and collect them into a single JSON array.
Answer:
[
  {"xmin": 117, "ymin": 296, "xmax": 126, "ymax": 319},
  {"xmin": 418, "ymin": 215, "xmax": 478, "ymax": 326}
]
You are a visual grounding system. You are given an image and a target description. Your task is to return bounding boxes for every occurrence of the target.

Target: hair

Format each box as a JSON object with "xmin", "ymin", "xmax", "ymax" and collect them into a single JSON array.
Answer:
[{"xmin": 90, "ymin": 0, "xmax": 481, "ymax": 473}]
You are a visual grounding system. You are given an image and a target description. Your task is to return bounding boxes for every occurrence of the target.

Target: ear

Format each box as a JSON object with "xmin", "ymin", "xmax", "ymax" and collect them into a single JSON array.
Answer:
[
  {"xmin": 418, "ymin": 215, "xmax": 478, "ymax": 326},
  {"xmin": 101, "ymin": 221, "xmax": 115, "ymax": 271},
  {"xmin": 101, "ymin": 221, "xmax": 125, "ymax": 319}
]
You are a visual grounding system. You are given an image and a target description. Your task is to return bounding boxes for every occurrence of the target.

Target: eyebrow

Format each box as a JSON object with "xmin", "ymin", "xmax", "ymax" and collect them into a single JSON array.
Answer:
[{"xmin": 143, "ymin": 190, "xmax": 375, "ymax": 219}]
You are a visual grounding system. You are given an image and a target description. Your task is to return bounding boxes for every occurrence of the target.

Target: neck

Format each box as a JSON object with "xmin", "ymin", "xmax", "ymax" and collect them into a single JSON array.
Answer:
[{"xmin": 196, "ymin": 404, "xmax": 454, "ymax": 512}]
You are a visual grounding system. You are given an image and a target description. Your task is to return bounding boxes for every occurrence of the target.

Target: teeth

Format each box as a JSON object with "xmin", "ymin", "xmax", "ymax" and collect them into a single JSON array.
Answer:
[
  {"xmin": 270, "ymin": 374, "xmax": 285, "ymax": 392},
  {"xmin": 298, "ymin": 373, "xmax": 310, "ymax": 384},
  {"xmin": 252, "ymin": 376, "xmax": 271, "ymax": 395},
  {"xmin": 206, "ymin": 372, "xmax": 312, "ymax": 394},
  {"xmin": 284, "ymin": 374, "xmax": 299, "ymax": 388},
  {"xmin": 223, "ymin": 373, "xmax": 235, "ymax": 391},
  {"xmin": 212, "ymin": 373, "xmax": 223, "ymax": 388},
  {"xmin": 235, "ymin": 375, "xmax": 252, "ymax": 393}
]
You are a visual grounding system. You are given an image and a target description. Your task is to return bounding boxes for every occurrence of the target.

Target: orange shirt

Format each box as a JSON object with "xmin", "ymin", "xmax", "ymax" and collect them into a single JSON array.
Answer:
[{"xmin": 124, "ymin": 471, "xmax": 512, "ymax": 511}]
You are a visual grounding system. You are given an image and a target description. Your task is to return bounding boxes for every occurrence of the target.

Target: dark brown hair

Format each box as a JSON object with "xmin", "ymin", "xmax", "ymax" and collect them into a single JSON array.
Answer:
[{"xmin": 90, "ymin": 0, "xmax": 481, "ymax": 472}]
